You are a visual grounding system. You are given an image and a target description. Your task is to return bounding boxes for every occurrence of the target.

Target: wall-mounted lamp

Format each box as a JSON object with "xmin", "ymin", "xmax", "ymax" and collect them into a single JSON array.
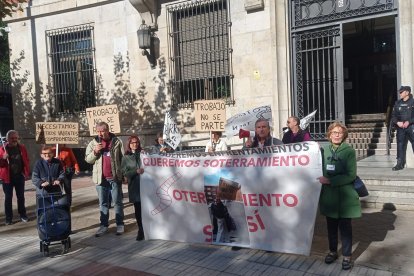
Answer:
[
  {"xmin": 0, "ymin": 26, "xmax": 11, "ymax": 37},
  {"xmin": 137, "ymin": 20, "xmax": 159, "ymax": 69},
  {"xmin": 137, "ymin": 20, "xmax": 152, "ymax": 55}
]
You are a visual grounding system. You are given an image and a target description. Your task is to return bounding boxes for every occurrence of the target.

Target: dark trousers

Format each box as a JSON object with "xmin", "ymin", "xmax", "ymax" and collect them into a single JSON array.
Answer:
[
  {"xmin": 2, "ymin": 174, "xmax": 27, "ymax": 221},
  {"xmin": 326, "ymin": 217, "xmax": 353, "ymax": 257},
  {"xmin": 396, "ymin": 125, "xmax": 414, "ymax": 164},
  {"xmin": 134, "ymin": 202, "xmax": 144, "ymax": 235},
  {"xmin": 63, "ymin": 172, "xmax": 73, "ymax": 206}
]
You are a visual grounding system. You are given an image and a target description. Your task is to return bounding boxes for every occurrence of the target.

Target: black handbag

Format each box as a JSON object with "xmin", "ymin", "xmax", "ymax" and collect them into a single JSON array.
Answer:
[{"xmin": 354, "ymin": 176, "xmax": 369, "ymax": 197}]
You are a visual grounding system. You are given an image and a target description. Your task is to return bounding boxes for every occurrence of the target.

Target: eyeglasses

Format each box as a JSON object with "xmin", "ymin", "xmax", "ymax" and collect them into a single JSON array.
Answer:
[{"xmin": 332, "ymin": 131, "xmax": 343, "ymax": 136}]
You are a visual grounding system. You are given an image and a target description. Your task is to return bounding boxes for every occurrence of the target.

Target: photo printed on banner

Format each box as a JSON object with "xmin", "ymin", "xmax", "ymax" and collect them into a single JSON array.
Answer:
[{"xmin": 204, "ymin": 169, "xmax": 250, "ymax": 247}]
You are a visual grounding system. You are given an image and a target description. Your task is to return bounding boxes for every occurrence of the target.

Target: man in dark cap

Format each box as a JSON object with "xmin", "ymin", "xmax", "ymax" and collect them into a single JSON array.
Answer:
[{"xmin": 390, "ymin": 85, "xmax": 414, "ymax": 171}]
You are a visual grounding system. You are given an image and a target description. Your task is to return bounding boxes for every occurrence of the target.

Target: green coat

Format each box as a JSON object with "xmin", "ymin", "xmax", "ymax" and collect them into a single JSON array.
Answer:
[
  {"xmin": 319, "ymin": 142, "xmax": 361, "ymax": 219},
  {"xmin": 121, "ymin": 151, "xmax": 141, "ymax": 203},
  {"xmin": 85, "ymin": 134, "xmax": 124, "ymax": 184}
]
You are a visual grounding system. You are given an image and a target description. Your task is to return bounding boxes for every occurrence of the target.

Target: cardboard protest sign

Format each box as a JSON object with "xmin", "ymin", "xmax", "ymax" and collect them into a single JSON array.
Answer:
[
  {"xmin": 194, "ymin": 100, "xmax": 226, "ymax": 131},
  {"xmin": 141, "ymin": 141, "xmax": 322, "ymax": 255},
  {"xmin": 85, "ymin": 105, "xmax": 120, "ymax": 135},
  {"xmin": 35, "ymin": 122, "xmax": 79, "ymax": 144}
]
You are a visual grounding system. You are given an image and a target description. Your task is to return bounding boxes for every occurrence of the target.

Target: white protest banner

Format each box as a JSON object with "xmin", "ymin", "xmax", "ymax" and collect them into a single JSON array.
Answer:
[
  {"xmin": 85, "ymin": 105, "xmax": 120, "ymax": 135},
  {"xmin": 194, "ymin": 100, "xmax": 226, "ymax": 131},
  {"xmin": 300, "ymin": 110, "xmax": 317, "ymax": 130},
  {"xmin": 163, "ymin": 111, "xmax": 181, "ymax": 150},
  {"xmin": 225, "ymin": 105, "xmax": 272, "ymax": 136},
  {"xmin": 283, "ymin": 110, "xmax": 318, "ymax": 135},
  {"xmin": 141, "ymin": 141, "xmax": 322, "ymax": 255},
  {"xmin": 35, "ymin": 122, "xmax": 79, "ymax": 144}
]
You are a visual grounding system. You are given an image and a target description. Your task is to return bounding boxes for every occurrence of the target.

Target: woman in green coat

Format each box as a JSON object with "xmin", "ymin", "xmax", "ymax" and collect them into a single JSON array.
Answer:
[
  {"xmin": 318, "ymin": 122, "xmax": 361, "ymax": 270},
  {"xmin": 121, "ymin": 135, "xmax": 145, "ymax": 241}
]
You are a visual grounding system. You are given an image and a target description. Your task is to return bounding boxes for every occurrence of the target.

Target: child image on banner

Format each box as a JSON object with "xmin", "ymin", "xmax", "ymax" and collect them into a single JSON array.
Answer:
[{"xmin": 204, "ymin": 170, "xmax": 250, "ymax": 247}]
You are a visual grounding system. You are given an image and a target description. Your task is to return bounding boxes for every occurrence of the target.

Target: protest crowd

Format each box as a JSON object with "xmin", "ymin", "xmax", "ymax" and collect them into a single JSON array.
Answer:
[{"xmin": 0, "ymin": 105, "xmax": 368, "ymax": 272}]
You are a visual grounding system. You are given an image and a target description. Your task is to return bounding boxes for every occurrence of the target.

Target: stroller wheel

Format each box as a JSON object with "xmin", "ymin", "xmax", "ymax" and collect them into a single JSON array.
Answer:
[
  {"xmin": 42, "ymin": 244, "xmax": 49, "ymax": 257},
  {"xmin": 62, "ymin": 239, "xmax": 70, "ymax": 254}
]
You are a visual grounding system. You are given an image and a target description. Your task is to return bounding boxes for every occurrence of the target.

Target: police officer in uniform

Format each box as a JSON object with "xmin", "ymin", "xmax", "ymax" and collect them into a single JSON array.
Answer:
[{"xmin": 390, "ymin": 85, "xmax": 414, "ymax": 171}]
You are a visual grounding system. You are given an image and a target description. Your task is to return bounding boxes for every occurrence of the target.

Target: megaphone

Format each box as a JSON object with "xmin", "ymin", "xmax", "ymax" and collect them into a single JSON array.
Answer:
[{"xmin": 239, "ymin": 129, "xmax": 255, "ymax": 139}]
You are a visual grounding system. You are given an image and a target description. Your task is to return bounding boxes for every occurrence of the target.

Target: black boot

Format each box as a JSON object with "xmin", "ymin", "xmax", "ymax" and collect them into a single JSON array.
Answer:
[
  {"xmin": 136, "ymin": 221, "xmax": 144, "ymax": 241},
  {"xmin": 136, "ymin": 229, "xmax": 145, "ymax": 241},
  {"xmin": 392, "ymin": 160, "xmax": 405, "ymax": 171}
]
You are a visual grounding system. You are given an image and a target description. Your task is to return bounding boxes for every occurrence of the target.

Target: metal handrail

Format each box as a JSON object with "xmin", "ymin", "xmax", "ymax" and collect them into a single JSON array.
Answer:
[{"xmin": 385, "ymin": 94, "xmax": 395, "ymax": 155}]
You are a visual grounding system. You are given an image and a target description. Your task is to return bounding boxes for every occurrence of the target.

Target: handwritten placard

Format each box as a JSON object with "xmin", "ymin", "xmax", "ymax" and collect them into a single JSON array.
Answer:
[
  {"xmin": 194, "ymin": 100, "xmax": 226, "ymax": 132},
  {"xmin": 35, "ymin": 122, "xmax": 79, "ymax": 144},
  {"xmin": 85, "ymin": 105, "xmax": 120, "ymax": 135}
]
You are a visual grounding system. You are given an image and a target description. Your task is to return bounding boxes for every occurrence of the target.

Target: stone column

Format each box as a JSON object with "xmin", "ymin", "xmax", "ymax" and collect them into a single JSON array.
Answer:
[{"xmin": 397, "ymin": 0, "xmax": 414, "ymax": 168}]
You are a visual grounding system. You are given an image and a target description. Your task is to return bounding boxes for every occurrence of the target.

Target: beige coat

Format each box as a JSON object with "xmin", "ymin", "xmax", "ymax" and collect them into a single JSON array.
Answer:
[{"xmin": 85, "ymin": 134, "xmax": 124, "ymax": 184}]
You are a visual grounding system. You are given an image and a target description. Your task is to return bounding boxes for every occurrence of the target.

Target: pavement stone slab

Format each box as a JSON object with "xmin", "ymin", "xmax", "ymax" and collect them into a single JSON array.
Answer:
[{"xmin": 1, "ymin": 171, "xmax": 414, "ymax": 276}]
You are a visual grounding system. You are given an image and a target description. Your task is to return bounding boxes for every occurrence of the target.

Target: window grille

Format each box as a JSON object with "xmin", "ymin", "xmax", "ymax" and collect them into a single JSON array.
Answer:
[
  {"xmin": 0, "ymin": 80, "xmax": 13, "ymax": 134},
  {"xmin": 167, "ymin": 0, "xmax": 234, "ymax": 109},
  {"xmin": 0, "ymin": 80, "xmax": 12, "ymax": 110},
  {"xmin": 46, "ymin": 24, "xmax": 97, "ymax": 115}
]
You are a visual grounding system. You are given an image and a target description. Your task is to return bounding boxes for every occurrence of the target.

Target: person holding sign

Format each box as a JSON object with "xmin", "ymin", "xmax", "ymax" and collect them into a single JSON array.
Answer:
[
  {"xmin": 282, "ymin": 116, "xmax": 311, "ymax": 144},
  {"xmin": 121, "ymin": 135, "xmax": 145, "ymax": 241},
  {"xmin": 318, "ymin": 122, "xmax": 361, "ymax": 271},
  {"xmin": 152, "ymin": 133, "xmax": 174, "ymax": 154},
  {"xmin": 244, "ymin": 118, "xmax": 282, "ymax": 148},
  {"xmin": 0, "ymin": 130, "xmax": 30, "ymax": 225},
  {"xmin": 54, "ymin": 144, "xmax": 80, "ymax": 206},
  {"xmin": 85, "ymin": 122, "xmax": 125, "ymax": 237},
  {"xmin": 205, "ymin": 131, "xmax": 227, "ymax": 152}
]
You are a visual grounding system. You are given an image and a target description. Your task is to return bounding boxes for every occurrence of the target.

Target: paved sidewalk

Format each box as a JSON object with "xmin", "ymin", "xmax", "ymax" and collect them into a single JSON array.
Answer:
[{"xmin": 0, "ymin": 174, "xmax": 413, "ymax": 276}]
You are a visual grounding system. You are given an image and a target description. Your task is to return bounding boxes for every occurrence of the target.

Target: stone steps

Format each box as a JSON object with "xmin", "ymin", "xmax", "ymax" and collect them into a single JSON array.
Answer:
[
  {"xmin": 348, "ymin": 131, "xmax": 394, "ymax": 138},
  {"xmin": 348, "ymin": 137, "xmax": 393, "ymax": 144},
  {"xmin": 357, "ymin": 155, "xmax": 414, "ymax": 210},
  {"xmin": 347, "ymin": 126, "xmax": 387, "ymax": 132},
  {"xmin": 346, "ymin": 113, "xmax": 393, "ymax": 159},
  {"xmin": 360, "ymin": 180, "xmax": 414, "ymax": 210},
  {"xmin": 346, "ymin": 113, "xmax": 386, "ymax": 121},
  {"xmin": 348, "ymin": 113, "xmax": 413, "ymax": 209}
]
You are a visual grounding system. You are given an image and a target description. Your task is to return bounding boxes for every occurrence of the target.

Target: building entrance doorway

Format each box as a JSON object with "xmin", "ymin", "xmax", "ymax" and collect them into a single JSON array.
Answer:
[
  {"xmin": 289, "ymin": 0, "xmax": 398, "ymax": 139},
  {"xmin": 343, "ymin": 16, "xmax": 397, "ymax": 115}
]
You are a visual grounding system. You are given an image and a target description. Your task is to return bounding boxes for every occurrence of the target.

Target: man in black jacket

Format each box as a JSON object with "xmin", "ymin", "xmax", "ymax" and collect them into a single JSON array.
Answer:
[{"xmin": 390, "ymin": 86, "xmax": 414, "ymax": 171}]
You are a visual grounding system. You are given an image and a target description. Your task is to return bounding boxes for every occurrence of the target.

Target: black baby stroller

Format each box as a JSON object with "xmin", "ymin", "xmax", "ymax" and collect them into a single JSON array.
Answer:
[{"xmin": 36, "ymin": 185, "xmax": 71, "ymax": 256}]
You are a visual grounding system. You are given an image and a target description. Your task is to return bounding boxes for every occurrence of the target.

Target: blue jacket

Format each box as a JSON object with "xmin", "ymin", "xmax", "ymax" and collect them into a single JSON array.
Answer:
[{"xmin": 32, "ymin": 158, "xmax": 65, "ymax": 194}]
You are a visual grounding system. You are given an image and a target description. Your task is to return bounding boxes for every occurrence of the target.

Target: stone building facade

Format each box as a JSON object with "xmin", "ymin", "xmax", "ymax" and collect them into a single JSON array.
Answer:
[{"xmin": 4, "ymin": 0, "xmax": 414, "ymax": 168}]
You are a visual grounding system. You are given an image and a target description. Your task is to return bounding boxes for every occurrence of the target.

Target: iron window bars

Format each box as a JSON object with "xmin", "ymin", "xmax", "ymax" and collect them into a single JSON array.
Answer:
[
  {"xmin": 46, "ymin": 24, "xmax": 97, "ymax": 115},
  {"xmin": 167, "ymin": 0, "xmax": 234, "ymax": 109}
]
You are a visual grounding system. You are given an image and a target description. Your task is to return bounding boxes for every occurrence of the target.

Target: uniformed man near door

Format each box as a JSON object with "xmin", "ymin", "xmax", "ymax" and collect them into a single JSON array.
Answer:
[{"xmin": 390, "ymin": 86, "xmax": 414, "ymax": 171}]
